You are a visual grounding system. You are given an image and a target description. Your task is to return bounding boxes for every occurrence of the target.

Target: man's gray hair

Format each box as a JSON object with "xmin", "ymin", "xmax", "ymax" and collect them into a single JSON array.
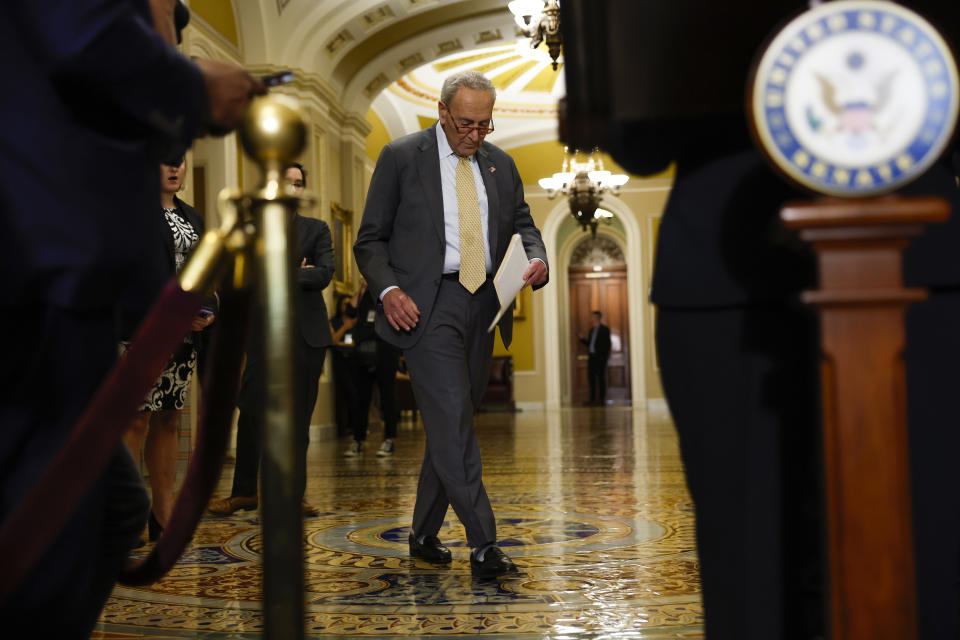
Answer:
[{"xmin": 440, "ymin": 71, "xmax": 496, "ymax": 105}]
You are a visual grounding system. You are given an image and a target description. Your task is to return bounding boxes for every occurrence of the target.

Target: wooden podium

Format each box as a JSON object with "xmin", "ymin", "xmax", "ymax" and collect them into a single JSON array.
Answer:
[{"xmin": 781, "ymin": 197, "xmax": 949, "ymax": 640}]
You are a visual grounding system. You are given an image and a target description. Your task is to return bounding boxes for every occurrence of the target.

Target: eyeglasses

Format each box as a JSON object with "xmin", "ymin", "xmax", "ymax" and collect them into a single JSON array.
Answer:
[{"xmin": 442, "ymin": 103, "xmax": 494, "ymax": 136}]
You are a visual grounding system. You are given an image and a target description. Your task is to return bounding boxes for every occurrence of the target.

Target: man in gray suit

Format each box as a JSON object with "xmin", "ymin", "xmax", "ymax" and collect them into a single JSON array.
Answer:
[{"xmin": 354, "ymin": 71, "xmax": 548, "ymax": 577}]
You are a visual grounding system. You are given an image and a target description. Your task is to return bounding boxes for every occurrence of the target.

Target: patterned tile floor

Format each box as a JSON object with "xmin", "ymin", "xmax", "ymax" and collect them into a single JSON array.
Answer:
[{"xmin": 94, "ymin": 406, "xmax": 704, "ymax": 638}]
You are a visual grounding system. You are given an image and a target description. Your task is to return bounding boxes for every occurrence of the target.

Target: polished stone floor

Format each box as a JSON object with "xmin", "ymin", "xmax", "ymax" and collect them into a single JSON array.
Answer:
[{"xmin": 94, "ymin": 406, "xmax": 704, "ymax": 638}]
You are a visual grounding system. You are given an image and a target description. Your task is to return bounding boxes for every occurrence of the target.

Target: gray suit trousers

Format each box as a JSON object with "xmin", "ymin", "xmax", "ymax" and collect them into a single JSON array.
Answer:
[{"xmin": 403, "ymin": 277, "xmax": 498, "ymax": 548}]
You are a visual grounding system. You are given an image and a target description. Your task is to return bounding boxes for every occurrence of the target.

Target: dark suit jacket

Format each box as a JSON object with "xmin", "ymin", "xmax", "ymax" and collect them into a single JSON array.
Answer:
[
  {"xmin": 354, "ymin": 125, "xmax": 548, "ymax": 349},
  {"xmin": 0, "ymin": 0, "xmax": 207, "ymax": 311},
  {"xmin": 117, "ymin": 197, "xmax": 208, "ymax": 340},
  {"xmin": 582, "ymin": 324, "xmax": 611, "ymax": 361},
  {"xmin": 295, "ymin": 214, "xmax": 334, "ymax": 348}
]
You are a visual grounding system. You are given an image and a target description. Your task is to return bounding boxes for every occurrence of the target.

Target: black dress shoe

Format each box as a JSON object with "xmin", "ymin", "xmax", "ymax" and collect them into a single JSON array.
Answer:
[
  {"xmin": 408, "ymin": 533, "xmax": 452, "ymax": 564},
  {"xmin": 148, "ymin": 511, "xmax": 164, "ymax": 542},
  {"xmin": 470, "ymin": 546, "xmax": 517, "ymax": 578}
]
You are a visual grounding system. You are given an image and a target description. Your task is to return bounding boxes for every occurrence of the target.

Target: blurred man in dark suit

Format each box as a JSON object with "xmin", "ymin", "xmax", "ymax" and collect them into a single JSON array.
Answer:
[
  {"xmin": 579, "ymin": 310, "xmax": 611, "ymax": 405},
  {"xmin": 0, "ymin": 1, "xmax": 263, "ymax": 635},
  {"xmin": 208, "ymin": 162, "xmax": 335, "ymax": 517}
]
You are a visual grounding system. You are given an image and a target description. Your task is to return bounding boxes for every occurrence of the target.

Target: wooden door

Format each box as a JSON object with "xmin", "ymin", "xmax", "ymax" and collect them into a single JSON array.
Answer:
[{"xmin": 568, "ymin": 264, "xmax": 630, "ymax": 405}]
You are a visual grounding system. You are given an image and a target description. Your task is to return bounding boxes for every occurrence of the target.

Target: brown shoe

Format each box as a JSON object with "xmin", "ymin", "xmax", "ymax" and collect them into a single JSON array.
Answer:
[
  {"xmin": 301, "ymin": 502, "xmax": 319, "ymax": 517},
  {"xmin": 208, "ymin": 495, "xmax": 258, "ymax": 516}
]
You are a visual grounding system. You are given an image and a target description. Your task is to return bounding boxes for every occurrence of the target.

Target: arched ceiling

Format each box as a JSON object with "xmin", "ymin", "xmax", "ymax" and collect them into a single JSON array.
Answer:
[
  {"xmin": 221, "ymin": 0, "xmax": 561, "ymax": 144},
  {"xmin": 371, "ymin": 38, "xmax": 564, "ymax": 147}
]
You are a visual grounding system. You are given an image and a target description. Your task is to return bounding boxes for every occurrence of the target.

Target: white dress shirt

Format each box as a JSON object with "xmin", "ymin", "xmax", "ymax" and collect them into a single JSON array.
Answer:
[{"xmin": 436, "ymin": 123, "xmax": 493, "ymax": 275}]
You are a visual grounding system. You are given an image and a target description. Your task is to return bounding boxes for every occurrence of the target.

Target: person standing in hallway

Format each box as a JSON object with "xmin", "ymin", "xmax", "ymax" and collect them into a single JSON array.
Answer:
[
  {"xmin": 121, "ymin": 156, "xmax": 215, "ymax": 545},
  {"xmin": 342, "ymin": 279, "xmax": 401, "ymax": 458},
  {"xmin": 579, "ymin": 310, "xmax": 611, "ymax": 406},
  {"xmin": 354, "ymin": 71, "xmax": 548, "ymax": 577},
  {"xmin": 208, "ymin": 162, "xmax": 334, "ymax": 518},
  {"xmin": 330, "ymin": 293, "xmax": 360, "ymax": 439}
]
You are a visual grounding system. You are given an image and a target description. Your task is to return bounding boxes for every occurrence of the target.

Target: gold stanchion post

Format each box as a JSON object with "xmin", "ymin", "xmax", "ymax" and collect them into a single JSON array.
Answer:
[{"xmin": 237, "ymin": 94, "xmax": 313, "ymax": 640}]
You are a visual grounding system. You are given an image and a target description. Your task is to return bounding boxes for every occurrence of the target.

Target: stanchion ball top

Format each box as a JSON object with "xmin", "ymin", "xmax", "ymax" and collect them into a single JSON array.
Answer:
[{"xmin": 239, "ymin": 94, "xmax": 308, "ymax": 168}]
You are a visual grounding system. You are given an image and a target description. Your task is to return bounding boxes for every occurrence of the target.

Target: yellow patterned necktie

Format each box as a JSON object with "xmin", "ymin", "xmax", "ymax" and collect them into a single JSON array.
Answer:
[{"xmin": 456, "ymin": 155, "xmax": 485, "ymax": 293}]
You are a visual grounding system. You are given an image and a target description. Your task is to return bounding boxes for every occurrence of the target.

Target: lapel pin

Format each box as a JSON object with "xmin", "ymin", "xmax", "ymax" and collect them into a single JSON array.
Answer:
[{"xmin": 489, "ymin": 166, "xmax": 496, "ymax": 173}]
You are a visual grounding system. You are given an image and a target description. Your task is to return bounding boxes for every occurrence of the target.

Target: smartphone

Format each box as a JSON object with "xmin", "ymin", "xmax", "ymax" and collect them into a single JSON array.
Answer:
[{"xmin": 262, "ymin": 70, "xmax": 294, "ymax": 87}]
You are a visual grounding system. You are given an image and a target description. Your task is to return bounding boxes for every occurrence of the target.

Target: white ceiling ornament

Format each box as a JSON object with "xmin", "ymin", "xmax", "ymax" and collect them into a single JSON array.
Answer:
[{"xmin": 370, "ymin": 38, "xmax": 564, "ymax": 142}]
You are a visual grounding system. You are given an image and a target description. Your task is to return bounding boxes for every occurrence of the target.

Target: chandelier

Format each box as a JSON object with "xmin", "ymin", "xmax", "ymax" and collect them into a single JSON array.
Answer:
[
  {"xmin": 538, "ymin": 147, "xmax": 629, "ymax": 236},
  {"xmin": 508, "ymin": 0, "xmax": 562, "ymax": 70}
]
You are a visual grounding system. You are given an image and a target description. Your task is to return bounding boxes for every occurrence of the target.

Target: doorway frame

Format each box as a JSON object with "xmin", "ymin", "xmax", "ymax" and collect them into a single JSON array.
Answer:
[{"xmin": 541, "ymin": 197, "xmax": 647, "ymax": 409}]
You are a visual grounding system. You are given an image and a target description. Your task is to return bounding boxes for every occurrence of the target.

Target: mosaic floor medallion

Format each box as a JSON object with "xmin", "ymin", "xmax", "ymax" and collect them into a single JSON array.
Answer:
[{"xmin": 96, "ymin": 408, "xmax": 704, "ymax": 639}]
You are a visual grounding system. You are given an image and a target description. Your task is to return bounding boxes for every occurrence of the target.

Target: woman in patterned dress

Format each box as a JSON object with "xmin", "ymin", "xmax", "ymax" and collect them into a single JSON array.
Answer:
[{"xmin": 122, "ymin": 157, "xmax": 214, "ymax": 542}]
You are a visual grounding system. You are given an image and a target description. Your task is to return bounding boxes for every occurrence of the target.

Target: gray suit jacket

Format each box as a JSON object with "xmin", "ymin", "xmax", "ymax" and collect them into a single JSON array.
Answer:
[{"xmin": 354, "ymin": 125, "xmax": 548, "ymax": 350}]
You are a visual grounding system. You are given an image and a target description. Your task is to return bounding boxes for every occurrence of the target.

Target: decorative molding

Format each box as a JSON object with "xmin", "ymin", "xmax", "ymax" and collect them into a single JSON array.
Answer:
[
  {"xmin": 398, "ymin": 52, "xmax": 425, "ymax": 72},
  {"xmin": 243, "ymin": 64, "xmax": 349, "ymax": 126},
  {"xmin": 570, "ymin": 235, "xmax": 626, "ymax": 267},
  {"xmin": 326, "ymin": 29, "xmax": 355, "ymax": 56},
  {"xmin": 341, "ymin": 113, "xmax": 374, "ymax": 140},
  {"xmin": 363, "ymin": 5, "xmax": 396, "ymax": 29},
  {"xmin": 393, "ymin": 76, "xmax": 559, "ymax": 116},
  {"xmin": 364, "ymin": 73, "xmax": 390, "ymax": 98},
  {"xmin": 474, "ymin": 29, "xmax": 503, "ymax": 44},
  {"xmin": 435, "ymin": 39, "xmax": 464, "ymax": 55}
]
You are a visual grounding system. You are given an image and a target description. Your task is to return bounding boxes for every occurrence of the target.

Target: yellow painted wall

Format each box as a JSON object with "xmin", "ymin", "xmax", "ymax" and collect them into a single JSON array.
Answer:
[
  {"xmin": 365, "ymin": 109, "xmax": 391, "ymax": 163},
  {"xmin": 190, "ymin": 0, "xmax": 239, "ymax": 47},
  {"xmin": 492, "ymin": 287, "xmax": 534, "ymax": 370}
]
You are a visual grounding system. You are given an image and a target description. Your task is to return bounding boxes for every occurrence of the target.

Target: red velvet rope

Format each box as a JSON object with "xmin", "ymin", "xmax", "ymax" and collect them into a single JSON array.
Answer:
[
  {"xmin": 120, "ymin": 287, "xmax": 249, "ymax": 585},
  {"xmin": 0, "ymin": 282, "xmax": 204, "ymax": 602}
]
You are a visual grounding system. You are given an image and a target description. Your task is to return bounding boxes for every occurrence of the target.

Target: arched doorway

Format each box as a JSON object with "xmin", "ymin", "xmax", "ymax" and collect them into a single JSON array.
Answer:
[{"xmin": 567, "ymin": 235, "xmax": 630, "ymax": 405}]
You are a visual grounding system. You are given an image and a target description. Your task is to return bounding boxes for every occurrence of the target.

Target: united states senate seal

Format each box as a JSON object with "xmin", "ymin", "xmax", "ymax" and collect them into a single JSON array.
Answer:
[{"xmin": 750, "ymin": 0, "xmax": 959, "ymax": 196}]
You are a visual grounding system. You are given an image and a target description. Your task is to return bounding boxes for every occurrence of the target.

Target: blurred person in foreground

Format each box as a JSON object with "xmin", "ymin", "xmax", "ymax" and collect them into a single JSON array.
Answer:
[{"xmin": 0, "ymin": 1, "xmax": 264, "ymax": 635}]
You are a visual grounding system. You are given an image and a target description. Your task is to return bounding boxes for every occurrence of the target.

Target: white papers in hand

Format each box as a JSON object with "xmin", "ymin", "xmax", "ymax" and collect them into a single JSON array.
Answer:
[{"xmin": 487, "ymin": 233, "xmax": 529, "ymax": 332}]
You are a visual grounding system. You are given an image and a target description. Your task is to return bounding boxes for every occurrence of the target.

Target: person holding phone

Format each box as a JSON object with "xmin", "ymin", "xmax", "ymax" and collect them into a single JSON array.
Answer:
[{"xmin": 120, "ymin": 156, "xmax": 215, "ymax": 544}]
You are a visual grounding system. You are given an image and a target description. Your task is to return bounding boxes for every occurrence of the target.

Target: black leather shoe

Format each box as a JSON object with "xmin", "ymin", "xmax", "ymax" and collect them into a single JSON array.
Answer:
[
  {"xmin": 470, "ymin": 546, "xmax": 517, "ymax": 578},
  {"xmin": 148, "ymin": 511, "xmax": 164, "ymax": 542},
  {"xmin": 409, "ymin": 533, "xmax": 452, "ymax": 564}
]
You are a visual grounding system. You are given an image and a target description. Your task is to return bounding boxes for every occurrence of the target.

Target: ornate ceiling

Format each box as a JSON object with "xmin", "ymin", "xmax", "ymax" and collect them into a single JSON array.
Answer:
[
  {"xmin": 372, "ymin": 38, "xmax": 565, "ymax": 146},
  {"xmin": 208, "ymin": 0, "xmax": 563, "ymax": 145}
]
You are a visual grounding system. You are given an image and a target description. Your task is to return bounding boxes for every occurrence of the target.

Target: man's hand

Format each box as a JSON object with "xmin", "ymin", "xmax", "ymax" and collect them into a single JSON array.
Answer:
[
  {"xmin": 195, "ymin": 59, "xmax": 267, "ymax": 135},
  {"xmin": 382, "ymin": 288, "xmax": 420, "ymax": 332},
  {"xmin": 148, "ymin": 0, "xmax": 178, "ymax": 46},
  {"xmin": 521, "ymin": 259, "xmax": 548, "ymax": 290},
  {"xmin": 191, "ymin": 313, "xmax": 215, "ymax": 332}
]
